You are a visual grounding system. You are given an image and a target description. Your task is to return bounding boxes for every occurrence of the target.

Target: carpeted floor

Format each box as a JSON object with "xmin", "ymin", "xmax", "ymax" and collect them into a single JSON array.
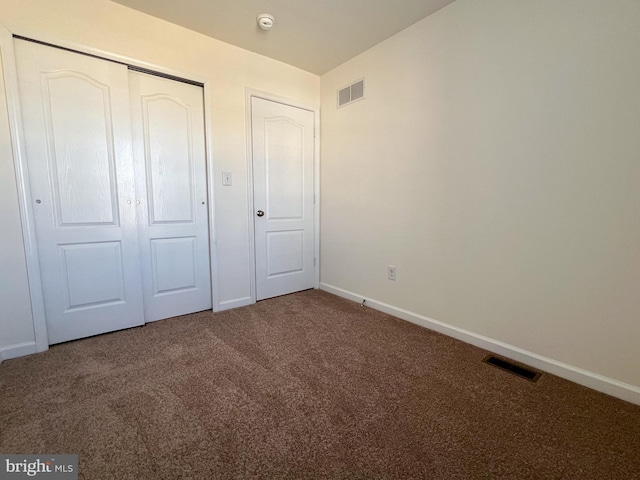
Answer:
[{"xmin": 1, "ymin": 289, "xmax": 639, "ymax": 479}]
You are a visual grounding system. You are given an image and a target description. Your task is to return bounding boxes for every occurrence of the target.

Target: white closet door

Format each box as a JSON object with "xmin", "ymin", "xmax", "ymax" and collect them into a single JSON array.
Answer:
[
  {"xmin": 128, "ymin": 71, "xmax": 212, "ymax": 321},
  {"xmin": 252, "ymin": 97, "xmax": 315, "ymax": 300},
  {"xmin": 15, "ymin": 40, "xmax": 144, "ymax": 344}
]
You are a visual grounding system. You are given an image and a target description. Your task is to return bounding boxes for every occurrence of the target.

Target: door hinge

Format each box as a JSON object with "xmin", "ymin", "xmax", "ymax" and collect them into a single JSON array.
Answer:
[{"xmin": 314, "ymin": 258, "xmax": 316, "ymax": 267}]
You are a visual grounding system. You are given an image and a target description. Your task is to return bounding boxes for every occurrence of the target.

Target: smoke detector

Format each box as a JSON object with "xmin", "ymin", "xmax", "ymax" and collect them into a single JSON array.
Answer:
[{"xmin": 257, "ymin": 13, "xmax": 275, "ymax": 30}]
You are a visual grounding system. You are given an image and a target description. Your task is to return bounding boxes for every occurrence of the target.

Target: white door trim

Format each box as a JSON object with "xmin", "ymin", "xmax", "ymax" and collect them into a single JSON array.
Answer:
[
  {"xmin": 0, "ymin": 27, "xmax": 222, "ymax": 352},
  {"xmin": 0, "ymin": 26, "xmax": 49, "ymax": 352},
  {"xmin": 244, "ymin": 88, "xmax": 320, "ymax": 304},
  {"xmin": 203, "ymin": 82, "xmax": 222, "ymax": 313}
]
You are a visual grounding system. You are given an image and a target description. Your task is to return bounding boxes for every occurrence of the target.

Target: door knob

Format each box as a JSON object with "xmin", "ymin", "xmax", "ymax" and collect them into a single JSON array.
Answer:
[{"xmin": 256, "ymin": 210, "xmax": 265, "ymax": 217}]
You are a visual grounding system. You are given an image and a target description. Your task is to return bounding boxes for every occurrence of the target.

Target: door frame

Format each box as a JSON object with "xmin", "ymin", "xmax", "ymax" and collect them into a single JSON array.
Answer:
[
  {"xmin": 0, "ymin": 26, "xmax": 221, "ymax": 353},
  {"xmin": 244, "ymin": 88, "xmax": 320, "ymax": 304}
]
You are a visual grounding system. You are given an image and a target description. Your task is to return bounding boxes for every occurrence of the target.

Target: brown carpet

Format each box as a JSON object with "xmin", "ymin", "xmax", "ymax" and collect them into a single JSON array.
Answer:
[{"xmin": 1, "ymin": 289, "xmax": 639, "ymax": 479}]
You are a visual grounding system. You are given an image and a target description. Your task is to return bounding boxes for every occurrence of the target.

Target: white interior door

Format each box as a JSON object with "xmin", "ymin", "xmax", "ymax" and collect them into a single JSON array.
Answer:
[
  {"xmin": 15, "ymin": 40, "xmax": 145, "ymax": 344},
  {"xmin": 251, "ymin": 97, "xmax": 315, "ymax": 300},
  {"xmin": 129, "ymin": 71, "xmax": 212, "ymax": 321}
]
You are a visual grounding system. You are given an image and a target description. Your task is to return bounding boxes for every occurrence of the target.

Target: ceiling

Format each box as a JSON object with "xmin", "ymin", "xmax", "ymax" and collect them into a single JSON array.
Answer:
[{"xmin": 111, "ymin": 0, "xmax": 457, "ymax": 75}]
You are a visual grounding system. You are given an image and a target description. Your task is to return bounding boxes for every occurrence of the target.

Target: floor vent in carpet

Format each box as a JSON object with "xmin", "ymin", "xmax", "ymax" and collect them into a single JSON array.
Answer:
[{"xmin": 483, "ymin": 355, "xmax": 541, "ymax": 382}]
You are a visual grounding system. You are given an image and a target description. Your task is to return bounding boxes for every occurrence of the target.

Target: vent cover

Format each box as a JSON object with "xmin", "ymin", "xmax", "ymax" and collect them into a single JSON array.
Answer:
[
  {"xmin": 337, "ymin": 79, "xmax": 365, "ymax": 108},
  {"xmin": 483, "ymin": 355, "xmax": 542, "ymax": 382}
]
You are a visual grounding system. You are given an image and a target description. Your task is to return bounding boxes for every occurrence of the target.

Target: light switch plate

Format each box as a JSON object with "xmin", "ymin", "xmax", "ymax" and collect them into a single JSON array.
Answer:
[{"xmin": 222, "ymin": 171, "xmax": 232, "ymax": 186}]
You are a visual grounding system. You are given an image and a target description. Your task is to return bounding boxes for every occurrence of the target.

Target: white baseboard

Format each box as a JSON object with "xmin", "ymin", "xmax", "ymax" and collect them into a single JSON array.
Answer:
[
  {"xmin": 217, "ymin": 296, "xmax": 254, "ymax": 312},
  {"xmin": 0, "ymin": 341, "xmax": 38, "ymax": 363},
  {"xmin": 320, "ymin": 282, "xmax": 640, "ymax": 406}
]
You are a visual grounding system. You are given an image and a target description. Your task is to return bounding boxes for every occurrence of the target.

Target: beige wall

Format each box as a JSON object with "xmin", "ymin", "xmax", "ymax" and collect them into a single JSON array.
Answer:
[
  {"xmin": 320, "ymin": 0, "xmax": 640, "ymax": 387},
  {"xmin": 0, "ymin": 0, "xmax": 319, "ymax": 354}
]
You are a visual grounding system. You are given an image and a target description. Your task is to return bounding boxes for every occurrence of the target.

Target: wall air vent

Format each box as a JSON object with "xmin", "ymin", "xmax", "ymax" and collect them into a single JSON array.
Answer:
[{"xmin": 337, "ymin": 79, "xmax": 365, "ymax": 108}]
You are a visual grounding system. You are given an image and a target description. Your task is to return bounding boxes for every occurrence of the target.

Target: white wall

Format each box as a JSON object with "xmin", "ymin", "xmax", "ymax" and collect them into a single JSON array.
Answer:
[
  {"xmin": 320, "ymin": 0, "xmax": 640, "ymax": 389},
  {"xmin": 0, "ymin": 0, "xmax": 319, "ymax": 355}
]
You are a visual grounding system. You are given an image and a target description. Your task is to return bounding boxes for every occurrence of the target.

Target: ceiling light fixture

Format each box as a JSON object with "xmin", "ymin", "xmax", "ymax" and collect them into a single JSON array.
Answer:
[{"xmin": 257, "ymin": 13, "xmax": 275, "ymax": 31}]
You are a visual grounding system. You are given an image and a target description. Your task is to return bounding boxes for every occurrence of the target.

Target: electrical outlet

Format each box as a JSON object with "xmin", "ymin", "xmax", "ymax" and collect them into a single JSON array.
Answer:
[{"xmin": 388, "ymin": 266, "xmax": 397, "ymax": 281}]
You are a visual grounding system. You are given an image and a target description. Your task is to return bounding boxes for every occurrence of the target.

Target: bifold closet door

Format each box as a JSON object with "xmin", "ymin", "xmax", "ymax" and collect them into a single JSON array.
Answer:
[
  {"xmin": 128, "ymin": 71, "xmax": 212, "ymax": 322},
  {"xmin": 15, "ymin": 40, "xmax": 212, "ymax": 344},
  {"xmin": 15, "ymin": 40, "xmax": 145, "ymax": 344}
]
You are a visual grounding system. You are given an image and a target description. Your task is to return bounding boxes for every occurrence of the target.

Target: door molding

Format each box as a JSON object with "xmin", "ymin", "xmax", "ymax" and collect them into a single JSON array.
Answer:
[
  {"xmin": 0, "ymin": 26, "xmax": 222, "ymax": 351},
  {"xmin": 0, "ymin": 25, "xmax": 48, "ymax": 352},
  {"xmin": 244, "ymin": 88, "xmax": 320, "ymax": 304}
]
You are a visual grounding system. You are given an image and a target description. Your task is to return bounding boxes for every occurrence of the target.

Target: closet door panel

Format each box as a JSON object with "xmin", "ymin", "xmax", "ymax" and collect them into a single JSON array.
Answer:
[
  {"xmin": 45, "ymin": 72, "xmax": 118, "ymax": 225},
  {"xmin": 15, "ymin": 40, "xmax": 145, "ymax": 344},
  {"xmin": 144, "ymin": 95, "xmax": 194, "ymax": 223},
  {"xmin": 129, "ymin": 71, "xmax": 212, "ymax": 322}
]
